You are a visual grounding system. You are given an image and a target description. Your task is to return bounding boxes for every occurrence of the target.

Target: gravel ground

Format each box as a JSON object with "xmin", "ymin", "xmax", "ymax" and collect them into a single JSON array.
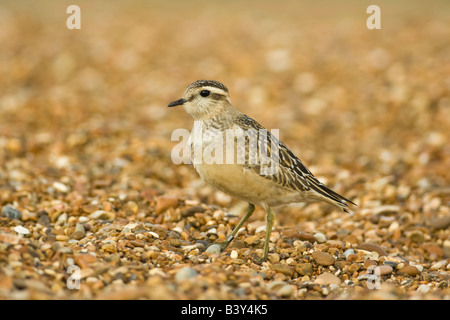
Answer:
[{"xmin": 0, "ymin": 1, "xmax": 449, "ymax": 300}]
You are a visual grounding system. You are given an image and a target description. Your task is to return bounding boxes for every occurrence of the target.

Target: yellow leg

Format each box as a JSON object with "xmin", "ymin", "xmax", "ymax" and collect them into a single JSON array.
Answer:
[
  {"xmin": 221, "ymin": 203, "xmax": 255, "ymax": 249},
  {"xmin": 261, "ymin": 206, "xmax": 274, "ymax": 262}
]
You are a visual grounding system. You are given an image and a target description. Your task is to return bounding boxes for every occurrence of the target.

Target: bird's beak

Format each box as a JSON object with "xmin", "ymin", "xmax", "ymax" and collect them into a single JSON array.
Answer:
[{"xmin": 168, "ymin": 98, "xmax": 186, "ymax": 107}]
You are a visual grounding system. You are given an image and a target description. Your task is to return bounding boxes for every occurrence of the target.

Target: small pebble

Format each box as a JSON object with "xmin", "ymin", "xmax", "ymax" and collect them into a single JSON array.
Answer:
[
  {"xmin": 270, "ymin": 264, "xmax": 294, "ymax": 277},
  {"xmin": 378, "ymin": 265, "xmax": 393, "ymax": 276},
  {"xmin": 155, "ymin": 195, "xmax": 179, "ymax": 214},
  {"xmin": 398, "ymin": 265, "xmax": 420, "ymax": 276},
  {"xmin": 1, "ymin": 206, "xmax": 22, "ymax": 220},
  {"xmin": 70, "ymin": 223, "xmax": 86, "ymax": 240},
  {"xmin": 205, "ymin": 244, "xmax": 222, "ymax": 255},
  {"xmin": 312, "ymin": 251, "xmax": 335, "ymax": 266},
  {"xmin": 358, "ymin": 243, "xmax": 388, "ymax": 257},
  {"xmin": 175, "ymin": 267, "xmax": 198, "ymax": 282},
  {"xmin": 14, "ymin": 225, "xmax": 30, "ymax": 235},
  {"xmin": 416, "ymin": 284, "xmax": 431, "ymax": 294},
  {"xmin": 295, "ymin": 263, "xmax": 313, "ymax": 276},
  {"xmin": 315, "ymin": 272, "xmax": 342, "ymax": 285},
  {"xmin": 89, "ymin": 210, "xmax": 115, "ymax": 221},
  {"xmin": 343, "ymin": 249, "xmax": 355, "ymax": 259},
  {"xmin": 313, "ymin": 232, "xmax": 327, "ymax": 243},
  {"xmin": 430, "ymin": 260, "xmax": 447, "ymax": 271}
]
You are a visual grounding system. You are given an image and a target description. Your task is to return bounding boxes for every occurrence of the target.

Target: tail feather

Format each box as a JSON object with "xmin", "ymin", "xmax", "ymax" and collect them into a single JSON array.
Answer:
[{"xmin": 305, "ymin": 175, "xmax": 356, "ymax": 213}]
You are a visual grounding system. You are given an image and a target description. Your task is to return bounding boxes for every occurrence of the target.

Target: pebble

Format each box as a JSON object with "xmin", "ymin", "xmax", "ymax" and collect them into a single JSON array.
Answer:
[
  {"xmin": 276, "ymin": 284, "xmax": 293, "ymax": 298},
  {"xmin": 429, "ymin": 260, "xmax": 447, "ymax": 271},
  {"xmin": 295, "ymin": 263, "xmax": 313, "ymax": 276},
  {"xmin": 348, "ymin": 263, "xmax": 361, "ymax": 273},
  {"xmin": 312, "ymin": 251, "xmax": 335, "ymax": 266},
  {"xmin": 407, "ymin": 230, "xmax": 425, "ymax": 243},
  {"xmin": 74, "ymin": 253, "xmax": 97, "ymax": 269},
  {"xmin": 398, "ymin": 265, "xmax": 420, "ymax": 276},
  {"xmin": 266, "ymin": 281, "xmax": 293, "ymax": 298},
  {"xmin": 315, "ymin": 272, "xmax": 342, "ymax": 285},
  {"xmin": 148, "ymin": 231, "xmax": 159, "ymax": 238},
  {"xmin": 343, "ymin": 249, "xmax": 355, "ymax": 259},
  {"xmin": 378, "ymin": 265, "xmax": 394, "ymax": 276},
  {"xmin": 357, "ymin": 243, "xmax": 388, "ymax": 257},
  {"xmin": 70, "ymin": 223, "xmax": 86, "ymax": 240},
  {"xmin": 372, "ymin": 205, "xmax": 400, "ymax": 215},
  {"xmin": 313, "ymin": 232, "xmax": 327, "ymax": 243},
  {"xmin": 244, "ymin": 235, "xmax": 260, "ymax": 245},
  {"xmin": 55, "ymin": 213, "xmax": 68, "ymax": 227},
  {"xmin": 175, "ymin": 267, "xmax": 198, "ymax": 282},
  {"xmin": 343, "ymin": 234, "xmax": 358, "ymax": 245},
  {"xmin": 56, "ymin": 235, "xmax": 69, "ymax": 241},
  {"xmin": 2, "ymin": 205, "xmax": 22, "ymax": 220},
  {"xmin": 429, "ymin": 216, "xmax": 450, "ymax": 230},
  {"xmin": 205, "ymin": 244, "xmax": 222, "ymax": 255},
  {"xmin": 383, "ymin": 260, "xmax": 398, "ymax": 269},
  {"xmin": 52, "ymin": 181, "xmax": 70, "ymax": 193},
  {"xmin": 255, "ymin": 225, "xmax": 266, "ymax": 234},
  {"xmin": 270, "ymin": 264, "xmax": 294, "ymax": 277},
  {"xmin": 13, "ymin": 225, "xmax": 30, "ymax": 235},
  {"xmin": 89, "ymin": 210, "xmax": 115, "ymax": 221},
  {"xmin": 155, "ymin": 195, "xmax": 179, "ymax": 214},
  {"xmin": 443, "ymin": 240, "xmax": 450, "ymax": 259},
  {"xmin": 416, "ymin": 284, "xmax": 431, "ymax": 294}
]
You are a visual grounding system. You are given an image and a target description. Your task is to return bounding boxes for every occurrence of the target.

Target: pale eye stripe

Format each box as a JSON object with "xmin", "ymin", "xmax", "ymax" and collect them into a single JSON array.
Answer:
[{"xmin": 202, "ymin": 86, "xmax": 228, "ymax": 96}]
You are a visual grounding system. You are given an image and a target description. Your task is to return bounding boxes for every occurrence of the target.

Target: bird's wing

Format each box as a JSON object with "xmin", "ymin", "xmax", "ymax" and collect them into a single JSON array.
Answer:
[{"xmin": 234, "ymin": 114, "xmax": 356, "ymax": 211}]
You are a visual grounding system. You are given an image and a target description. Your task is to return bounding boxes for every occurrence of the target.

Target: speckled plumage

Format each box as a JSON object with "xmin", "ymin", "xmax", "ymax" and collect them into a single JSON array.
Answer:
[{"xmin": 169, "ymin": 80, "xmax": 356, "ymax": 261}]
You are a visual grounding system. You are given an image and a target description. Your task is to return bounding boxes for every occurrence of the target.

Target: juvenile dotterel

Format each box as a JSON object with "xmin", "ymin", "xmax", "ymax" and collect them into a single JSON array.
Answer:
[{"xmin": 168, "ymin": 80, "xmax": 356, "ymax": 262}]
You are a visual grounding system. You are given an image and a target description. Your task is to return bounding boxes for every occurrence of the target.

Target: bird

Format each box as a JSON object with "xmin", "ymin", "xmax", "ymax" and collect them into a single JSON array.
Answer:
[{"xmin": 168, "ymin": 80, "xmax": 356, "ymax": 262}]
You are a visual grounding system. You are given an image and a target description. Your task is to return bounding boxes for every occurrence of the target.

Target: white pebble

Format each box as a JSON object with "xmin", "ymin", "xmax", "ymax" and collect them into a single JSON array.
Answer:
[
  {"xmin": 230, "ymin": 250, "xmax": 238, "ymax": 259},
  {"xmin": 53, "ymin": 181, "xmax": 70, "ymax": 193},
  {"xmin": 344, "ymin": 249, "xmax": 355, "ymax": 259},
  {"xmin": 430, "ymin": 260, "xmax": 447, "ymax": 271},
  {"xmin": 14, "ymin": 225, "xmax": 30, "ymax": 235},
  {"xmin": 255, "ymin": 225, "xmax": 266, "ymax": 234},
  {"xmin": 148, "ymin": 231, "xmax": 159, "ymax": 238},
  {"xmin": 313, "ymin": 232, "xmax": 326, "ymax": 243},
  {"xmin": 205, "ymin": 244, "xmax": 222, "ymax": 255},
  {"xmin": 416, "ymin": 284, "xmax": 430, "ymax": 294}
]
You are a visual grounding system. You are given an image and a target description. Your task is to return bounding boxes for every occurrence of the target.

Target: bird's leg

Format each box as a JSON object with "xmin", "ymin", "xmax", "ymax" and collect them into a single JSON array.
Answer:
[
  {"xmin": 220, "ymin": 203, "xmax": 255, "ymax": 250},
  {"xmin": 260, "ymin": 206, "xmax": 275, "ymax": 262}
]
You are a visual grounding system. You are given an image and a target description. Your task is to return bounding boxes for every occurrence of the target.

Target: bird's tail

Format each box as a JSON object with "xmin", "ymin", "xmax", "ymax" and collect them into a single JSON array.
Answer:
[{"xmin": 305, "ymin": 175, "xmax": 356, "ymax": 213}]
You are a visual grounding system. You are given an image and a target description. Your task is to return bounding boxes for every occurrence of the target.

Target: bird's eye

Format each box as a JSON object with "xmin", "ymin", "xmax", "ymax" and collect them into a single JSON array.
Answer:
[{"xmin": 200, "ymin": 90, "xmax": 210, "ymax": 97}]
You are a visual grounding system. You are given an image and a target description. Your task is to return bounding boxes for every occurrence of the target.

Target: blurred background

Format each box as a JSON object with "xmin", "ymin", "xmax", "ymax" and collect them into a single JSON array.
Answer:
[
  {"xmin": 1, "ymin": 0, "xmax": 449, "ymax": 218},
  {"xmin": 0, "ymin": 0, "xmax": 449, "ymax": 300}
]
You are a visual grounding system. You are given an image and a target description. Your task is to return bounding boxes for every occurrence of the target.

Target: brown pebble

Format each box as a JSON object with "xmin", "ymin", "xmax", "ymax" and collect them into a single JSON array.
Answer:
[
  {"xmin": 363, "ymin": 259, "xmax": 378, "ymax": 269},
  {"xmin": 398, "ymin": 265, "xmax": 420, "ymax": 276},
  {"xmin": 378, "ymin": 265, "xmax": 393, "ymax": 276},
  {"xmin": 270, "ymin": 264, "xmax": 294, "ymax": 277},
  {"xmin": 295, "ymin": 263, "xmax": 313, "ymax": 276},
  {"xmin": 348, "ymin": 263, "xmax": 361, "ymax": 273},
  {"xmin": 312, "ymin": 251, "xmax": 335, "ymax": 266},
  {"xmin": 74, "ymin": 253, "xmax": 96, "ymax": 269},
  {"xmin": 297, "ymin": 232, "xmax": 316, "ymax": 242},
  {"xmin": 244, "ymin": 235, "xmax": 260, "ymax": 245},
  {"xmin": 423, "ymin": 244, "xmax": 444, "ymax": 260},
  {"xmin": 429, "ymin": 216, "xmax": 450, "ymax": 230},
  {"xmin": 343, "ymin": 234, "xmax": 359, "ymax": 245},
  {"xmin": 315, "ymin": 272, "xmax": 341, "ymax": 285},
  {"xmin": 358, "ymin": 243, "xmax": 388, "ymax": 257},
  {"xmin": 155, "ymin": 195, "xmax": 179, "ymax": 214}
]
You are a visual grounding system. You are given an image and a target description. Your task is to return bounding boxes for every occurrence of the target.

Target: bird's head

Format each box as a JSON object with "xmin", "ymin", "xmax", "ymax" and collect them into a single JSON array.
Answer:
[{"xmin": 168, "ymin": 80, "xmax": 234, "ymax": 120}]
